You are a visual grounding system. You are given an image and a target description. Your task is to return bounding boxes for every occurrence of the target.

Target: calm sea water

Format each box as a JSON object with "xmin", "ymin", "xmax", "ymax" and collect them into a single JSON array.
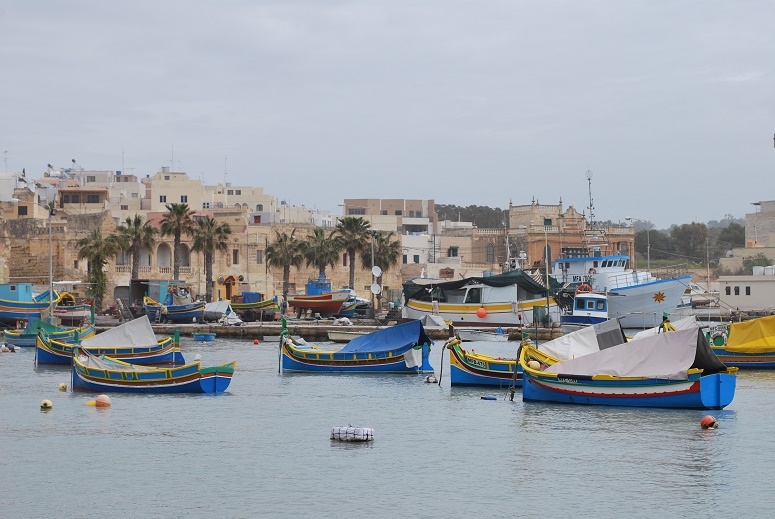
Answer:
[{"xmin": 1, "ymin": 335, "xmax": 774, "ymax": 518}]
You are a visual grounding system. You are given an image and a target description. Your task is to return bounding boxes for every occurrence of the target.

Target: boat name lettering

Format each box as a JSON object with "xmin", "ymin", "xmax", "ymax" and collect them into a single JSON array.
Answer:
[
  {"xmin": 469, "ymin": 358, "xmax": 486, "ymax": 368},
  {"xmin": 572, "ymin": 275, "xmax": 583, "ymax": 282},
  {"xmin": 558, "ymin": 377, "xmax": 577, "ymax": 383}
]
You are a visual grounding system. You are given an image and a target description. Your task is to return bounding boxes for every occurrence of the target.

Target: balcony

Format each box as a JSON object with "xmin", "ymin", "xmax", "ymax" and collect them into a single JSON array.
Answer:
[{"xmin": 115, "ymin": 265, "xmax": 130, "ymax": 273}]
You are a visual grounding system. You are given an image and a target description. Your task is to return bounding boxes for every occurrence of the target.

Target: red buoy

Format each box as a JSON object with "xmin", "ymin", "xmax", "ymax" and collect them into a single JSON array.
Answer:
[
  {"xmin": 476, "ymin": 307, "xmax": 487, "ymax": 318},
  {"xmin": 700, "ymin": 415, "xmax": 718, "ymax": 429},
  {"xmin": 253, "ymin": 339, "xmax": 259, "ymax": 345}
]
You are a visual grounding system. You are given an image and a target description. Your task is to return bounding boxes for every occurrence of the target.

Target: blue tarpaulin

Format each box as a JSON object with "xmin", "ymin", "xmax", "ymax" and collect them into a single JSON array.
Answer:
[
  {"xmin": 338, "ymin": 320, "xmax": 431, "ymax": 354},
  {"xmin": 241, "ymin": 292, "xmax": 262, "ymax": 303}
]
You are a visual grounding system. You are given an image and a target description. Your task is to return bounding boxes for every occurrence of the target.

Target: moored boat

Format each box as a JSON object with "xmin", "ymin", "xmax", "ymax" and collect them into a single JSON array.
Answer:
[
  {"xmin": 709, "ymin": 315, "xmax": 775, "ymax": 368},
  {"xmin": 456, "ymin": 328, "xmax": 509, "ymax": 342},
  {"xmin": 4, "ymin": 319, "xmax": 95, "ymax": 347},
  {"xmin": 520, "ymin": 327, "xmax": 737, "ymax": 409},
  {"xmin": 71, "ymin": 347, "xmax": 235, "ymax": 394},
  {"xmin": 192, "ymin": 331, "xmax": 217, "ymax": 342},
  {"xmin": 280, "ymin": 319, "xmax": 433, "ymax": 373},
  {"xmin": 0, "ymin": 283, "xmax": 60, "ymax": 325},
  {"xmin": 559, "ymin": 288, "xmax": 608, "ymax": 334},
  {"xmin": 144, "ymin": 295, "xmax": 204, "ymax": 324},
  {"xmin": 327, "ymin": 330, "xmax": 369, "ymax": 343}
]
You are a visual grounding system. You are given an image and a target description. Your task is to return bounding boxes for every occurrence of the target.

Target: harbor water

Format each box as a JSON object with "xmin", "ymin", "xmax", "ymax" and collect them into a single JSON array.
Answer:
[{"xmin": 1, "ymin": 335, "xmax": 774, "ymax": 518}]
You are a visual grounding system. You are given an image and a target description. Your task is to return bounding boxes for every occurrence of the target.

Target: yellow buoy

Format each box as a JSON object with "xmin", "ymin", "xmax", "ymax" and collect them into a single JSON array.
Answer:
[
  {"xmin": 86, "ymin": 400, "xmax": 96, "ymax": 406},
  {"xmin": 95, "ymin": 394, "xmax": 111, "ymax": 407},
  {"xmin": 59, "ymin": 383, "xmax": 67, "ymax": 392},
  {"xmin": 527, "ymin": 360, "xmax": 541, "ymax": 370},
  {"xmin": 40, "ymin": 399, "xmax": 53, "ymax": 410}
]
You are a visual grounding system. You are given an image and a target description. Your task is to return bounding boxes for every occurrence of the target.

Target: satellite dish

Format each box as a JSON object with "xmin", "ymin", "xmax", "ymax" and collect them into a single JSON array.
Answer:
[
  {"xmin": 370, "ymin": 283, "xmax": 381, "ymax": 295},
  {"xmin": 238, "ymin": 275, "xmax": 244, "ymax": 282},
  {"xmin": 217, "ymin": 276, "xmax": 225, "ymax": 284},
  {"xmin": 372, "ymin": 266, "xmax": 382, "ymax": 278}
]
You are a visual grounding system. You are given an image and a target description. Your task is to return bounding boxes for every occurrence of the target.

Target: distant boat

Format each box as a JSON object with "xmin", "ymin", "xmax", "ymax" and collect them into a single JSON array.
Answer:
[
  {"xmin": 72, "ymin": 347, "xmax": 235, "ymax": 394},
  {"xmin": 559, "ymin": 288, "xmax": 609, "ymax": 334},
  {"xmin": 709, "ymin": 315, "xmax": 775, "ymax": 368},
  {"xmin": 520, "ymin": 327, "xmax": 737, "ymax": 409},
  {"xmin": 286, "ymin": 291, "xmax": 350, "ymax": 316},
  {"xmin": 4, "ymin": 319, "xmax": 95, "ymax": 348},
  {"xmin": 192, "ymin": 331, "xmax": 216, "ymax": 342},
  {"xmin": 144, "ymin": 295, "xmax": 204, "ymax": 324},
  {"xmin": 456, "ymin": 328, "xmax": 509, "ymax": 342},
  {"xmin": 327, "ymin": 330, "xmax": 369, "ymax": 343},
  {"xmin": 280, "ymin": 319, "xmax": 433, "ymax": 374},
  {"xmin": 0, "ymin": 283, "xmax": 60, "ymax": 325}
]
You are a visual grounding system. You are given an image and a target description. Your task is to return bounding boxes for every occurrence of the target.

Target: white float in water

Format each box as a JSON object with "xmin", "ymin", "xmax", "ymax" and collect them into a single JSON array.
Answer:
[{"xmin": 331, "ymin": 426, "xmax": 374, "ymax": 442}]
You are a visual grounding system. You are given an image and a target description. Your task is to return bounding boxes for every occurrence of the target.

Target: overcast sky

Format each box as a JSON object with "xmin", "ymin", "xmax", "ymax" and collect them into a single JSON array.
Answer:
[{"xmin": 1, "ymin": 1, "xmax": 773, "ymax": 228}]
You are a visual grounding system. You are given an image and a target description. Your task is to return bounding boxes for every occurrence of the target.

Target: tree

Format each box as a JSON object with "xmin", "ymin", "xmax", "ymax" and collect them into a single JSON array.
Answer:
[
  {"xmin": 266, "ymin": 229, "xmax": 305, "ymax": 303},
  {"xmin": 191, "ymin": 216, "xmax": 232, "ymax": 302},
  {"xmin": 77, "ymin": 229, "xmax": 122, "ymax": 310},
  {"xmin": 160, "ymin": 203, "xmax": 195, "ymax": 280},
  {"xmin": 302, "ymin": 228, "xmax": 342, "ymax": 278},
  {"xmin": 742, "ymin": 253, "xmax": 771, "ymax": 274},
  {"xmin": 335, "ymin": 216, "xmax": 370, "ymax": 289},
  {"xmin": 360, "ymin": 231, "xmax": 402, "ymax": 306},
  {"xmin": 670, "ymin": 223, "xmax": 708, "ymax": 262},
  {"xmin": 715, "ymin": 223, "xmax": 745, "ymax": 253},
  {"xmin": 113, "ymin": 214, "xmax": 158, "ymax": 281}
]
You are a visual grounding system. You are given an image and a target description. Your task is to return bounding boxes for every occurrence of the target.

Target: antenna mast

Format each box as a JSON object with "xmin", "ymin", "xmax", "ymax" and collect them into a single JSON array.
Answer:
[{"xmin": 585, "ymin": 170, "xmax": 595, "ymax": 226}]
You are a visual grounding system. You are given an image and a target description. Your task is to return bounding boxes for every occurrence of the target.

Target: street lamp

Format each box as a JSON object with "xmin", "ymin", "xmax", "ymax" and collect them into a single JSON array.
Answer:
[
  {"xmin": 625, "ymin": 217, "xmax": 650, "ymax": 271},
  {"xmin": 48, "ymin": 203, "xmax": 57, "ymax": 324}
]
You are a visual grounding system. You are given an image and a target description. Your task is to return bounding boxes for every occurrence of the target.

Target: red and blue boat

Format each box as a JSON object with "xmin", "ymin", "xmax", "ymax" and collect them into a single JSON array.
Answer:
[
  {"xmin": 280, "ymin": 319, "xmax": 433, "ymax": 373},
  {"xmin": 520, "ymin": 327, "xmax": 737, "ymax": 409},
  {"xmin": 71, "ymin": 347, "xmax": 235, "ymax": 394}
]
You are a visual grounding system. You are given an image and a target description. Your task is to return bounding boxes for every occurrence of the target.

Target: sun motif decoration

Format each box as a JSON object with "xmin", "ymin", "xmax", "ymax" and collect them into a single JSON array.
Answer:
[{"xmin": 653, "ymin": 292, "xmax": 666, "ymax": 303}]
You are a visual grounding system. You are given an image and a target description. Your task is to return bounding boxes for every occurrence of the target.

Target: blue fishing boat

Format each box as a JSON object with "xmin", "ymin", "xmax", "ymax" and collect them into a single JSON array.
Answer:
[
  {"xmin": 280, "ymin": 319, "xmax": 433, "ymax": 373},
  {"xmin": 520, "ymin": 327, "xmax": 737, "ymax": 409},
  {"xmin": 36, "ymin": 315, "xmax": 184, "ymax": 365},
  {"xmin": 144, "ymin": 295, "xmax": 204, "ymax": 324},
  {"xmin": 71, "ymin": 347, "xmax": 235, "ymax": 394},
  {"xmin": 192, "ymin": 331, "xmax": 216, "ymax": 342},
  {"xmin": 4, "ymin": 319, "xmax": 95, "ymax": 347},
  {"xmin": 0, "ymin": 284, "xmax": 60, "ymax": 325}
]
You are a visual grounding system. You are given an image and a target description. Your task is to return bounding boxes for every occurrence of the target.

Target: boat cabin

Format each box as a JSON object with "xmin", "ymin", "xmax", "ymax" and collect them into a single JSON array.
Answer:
[
  {"xmin": 306, "ymin": 276, "xmax": 332, "ymax": 295},
  {"xmin": 0, "ymin": 283, "xmax": 48, "ymax": 303}
]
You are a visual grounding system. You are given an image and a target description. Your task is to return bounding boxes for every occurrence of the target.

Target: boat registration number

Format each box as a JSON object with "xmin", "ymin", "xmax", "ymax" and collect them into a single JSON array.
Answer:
[{"xmin": 468, "ymin": 358, "xmax": 486, "ymax": 368}]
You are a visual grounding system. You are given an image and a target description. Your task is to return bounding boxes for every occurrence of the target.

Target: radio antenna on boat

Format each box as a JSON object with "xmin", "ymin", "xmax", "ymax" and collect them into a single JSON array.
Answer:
[{"xmin": 585, "ymin": 170, "xmax": 595, "ymax": 226}]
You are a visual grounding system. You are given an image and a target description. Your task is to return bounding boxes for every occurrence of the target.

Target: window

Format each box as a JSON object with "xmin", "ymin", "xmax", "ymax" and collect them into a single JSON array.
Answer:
[
  {"xmin": 63, "ymin": 195, "xmax": 70, "ymax": 203},
  {"xmin": 746, "ymin": 286, "xmax": 751, "ymax": 296},
  {"xmin": 486, "ymin": 243, "xmax": 495, "ymax": 263},
  {"xmin": 86, "ymin": 195, "xmax": 99, "ymax": 203},
  {"xmin": 227, "ymin": 190, "xmax": 234, "ymax": 195},
  {"xmin": 576, "ymin": 299, "xmax": 584, "ymax": 310},
  {"xmin": 160, "ymin": 195, "xmax": 167, "ymax": 203},
  {"xmin": 725, "ymin": 286, "xmax": 731, "ymax": 296},
  {"xmin": 180, "ymin": 195, "xmax": 188, "ymax": 203},
  {"xmin": 257, "ymin": 204, "xmax": 263, "ymax": 211},
  {"xmin": 73, "ymin": 260, "xmax": 78, "ymax": 269},
  {"xmin": 409, "ymin": 211, "xmax": 415, "ymax": 217},
  {"xmin": 343, "ymin": 253, "xmax": 348, "ymax": 267},
  {"xmin": 381, "ymin": 210, "xmax": 388, "ymax": 216},
  {"xmin": 131, "ymin": 193, "xmax": 138, "ymax": 198},
  {"xmin": 164, "ymin": 175, "xmax": 170, "ymax": 180},
  {"xmin": 403, "ymin": 254, "xmax": 407, "ymax": 264},
  {"xmin": 121, "ymin": 205, "xmax": 128, "ymax": 211},
  {"xmin": 414, "ymin": 255, "xmax": 420, "ymax": 263},
  {"xmin": 256, "ymin": 250, "xmax": 263, "ymax": 265},
  {"xmin": 734, "ymin": 286, "xmax": 740, "ymax": 296},
  {"xmin": 448, "ymin": 246, "xmax": 458, "ymax": 257},
  {"xmin": 597, "ymin": 300, "xmax": 606, "ymax": 311},
  {"xmin": 17, "ymin": 206, "xmax": 27, "ymax": 216},
  {"xmin": 86, "ymin": 175, "xmax": 96, "ymax": 183},
  {"xmin": 236, "ymin": 190, "xmax": 241, "ymax": 195},
  {"xmin": 348, "ymin": 208, "xmax": 366, "ymax": 215},
  {"xmin": 232, "ymin": 249, "xmax": 239, "ymax": 265},
  {"xmin": 395, "ymin": 210, "xmax": 402, "ymax": 216},
  {"xmin": 202, "ymin": 202, "xmax": 210, "ymax": 209},
  {"xmin": 71, "ymin": 195, "xmax": 80, "ymax": 203}
]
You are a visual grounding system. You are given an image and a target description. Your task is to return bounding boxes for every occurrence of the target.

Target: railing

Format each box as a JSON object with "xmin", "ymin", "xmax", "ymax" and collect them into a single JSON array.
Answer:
[
  {"xmin": 158, "ymin": 267, "xmax": 171, "ymax": 274},
  {"xmin": 115, "ymin": 265, "xmax": 130, "ymax": 273},
  {"xmin": 138, "ymin": 266, "xmax": 151, "ymax": 274},
  {"xmin": 179, "ymin": 267, "xmax": 192, "ymax": 275}
]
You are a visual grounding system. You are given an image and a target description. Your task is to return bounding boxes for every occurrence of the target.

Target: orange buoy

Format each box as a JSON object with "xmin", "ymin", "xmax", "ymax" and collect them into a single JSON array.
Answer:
[
  {"xmin": 476, "ymin": 307, "xmax": 487, "ymax": 318},
  {"xmin": 95, "ymin": 394, "xmax": 111, "ymax": 407},
  {"xmin": 253, "ymin": 339, "xmax": 259, "ymax": 345},
  {"xmin": 700, "ymin": 415, "xmax": 718, "ymax": 429}
]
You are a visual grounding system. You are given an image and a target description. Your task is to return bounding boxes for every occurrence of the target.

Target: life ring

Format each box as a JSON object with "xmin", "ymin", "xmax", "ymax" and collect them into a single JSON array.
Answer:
[
  {"xmin": 588, "ymin": 268, "xmax": 597, "ymax": 274},
  {"xmin": 577, "ymin": 284, "xmax": 592, "ymax": 293},
  {"xmin": 710, "ymin": 330, "xmax": 728, "ymax": 346}
]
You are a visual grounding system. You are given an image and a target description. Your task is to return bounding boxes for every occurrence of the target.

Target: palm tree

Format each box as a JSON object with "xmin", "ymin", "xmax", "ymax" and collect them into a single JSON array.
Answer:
[
  {"xmin": 302, "ymin": 228, "xmax": 342, "ymax": 278},
  {"xmin": 266, "ymin": 229, "xmax": 305, "ymax": 304},
  {"xmin": 77, "ymin": 229, "xmax": 122, "ymax": 311},
  {"xmin": 160, "ymin": 203, "xmax": 195, "ymax": 280},
  {"xmin": 334, "ymin": 216, "xmax": 370, "ymax": 289},
  {"xmin": 191, "ymin": 216, "xmax": 232, "ymax": 302},
  {"xmin": 113, "ymin": 214, "xmax": 158, "ymax": 280},
  {"xmin": 360, "ymin": 231, "xmax": 402, "ymax": 306}
]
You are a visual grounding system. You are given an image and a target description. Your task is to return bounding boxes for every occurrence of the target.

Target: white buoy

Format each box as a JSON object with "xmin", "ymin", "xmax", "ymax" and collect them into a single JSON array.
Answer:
[
  {"xmin": 527, "ymin": 360, "xmax": 541, "ymax": 370},
  {"xmin": 59, "ymin": 383, "xmax": 67, "ymax": 392},
  {"xmin": 95, "ymin": 394, "xmax": 111, "ymax": 407},
  {"xmin": 331, "ymin": 426, "xmax": 374, "ymax": 442},
  {"xmin": 40, "ymin": 399, "xmax": 53, "ymax": 410},
  {"xmin": 194, "ymin": 353, "xmax": 201, "ymax": 362},
  {"xmin": 424, "ymin": 375, "xmax": 437, "ymax": 383}
]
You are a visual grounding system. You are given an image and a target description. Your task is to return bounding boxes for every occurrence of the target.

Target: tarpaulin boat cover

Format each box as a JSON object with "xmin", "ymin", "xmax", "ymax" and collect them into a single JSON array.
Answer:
[
  {"xmin": 23, "ymin": 318, "xmax": 65, "ymax": 334},
  {"xmin": 547, "ymin": 328, "xmax": 727, "ymax": 379},
  {"xmin": 630, "ymin": 316, "xmax": 698, "ymax": 341},
  {"xmin": 204, "ymin": 300, "xmax": 232, "ymax": 321},
  {"xmin": 725, "ymin": 315, "xmax": 775, "ymax": 353},
  {"xmin": 402, "ymin": 270, "xmax": 560, "ymax": 301},
  {"xmin": 420, "ymin": 314, "xmax": 448, "ymax": 331},
  {"xmin": 538, "ymin": 319, "xmax": 627, "ymax": 361},
  {"xmin": 80, "ymin": 315, "xmax": 159, "ymax": 348},
  {"xmin": 241, "ymin": 292, "xmax": 262, "ymax": 303},
  {"xmin": 339, "ymin": 320, "xmax": 431, "ymax": 354}
]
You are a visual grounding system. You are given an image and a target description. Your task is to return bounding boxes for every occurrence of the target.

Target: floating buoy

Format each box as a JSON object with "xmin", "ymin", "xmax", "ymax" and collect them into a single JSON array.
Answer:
[
  {"xmin": 476, "ymin": 307, "xmax": 487, "ymax": 318},
  {"xmin": 331, "ymin": 426, "xmax": 374, "ymax": 442},
  {"xmin": 481, "ymin": 395, "xmax": 497, "ymax": 400},
  {"xmin": 527, "ymin": 360, "xmax": 541, "ymax": 370},
  {"xmin": 1, "ymin": 345, "xmax": 9, "ymax": 353},
  {"xmin": 95, "ymin": 394, "xmax": 111, "ymax": 407},
  {"xmin": 59, "ymin": 383, "xmax": 67, "ymax": 392},
  {"xmin": 424, "ymin": 374, "xmax": 437, "ymax": 383},
  {"xmin": 194, "ymin": 354, "xmax": 201, "ymax": 362},
  {"xmin": 40, "ymin": 399, "xmax": 53, "ymax": 410},
  {"xmin": 253, "ymin": 339, "xmax": 259, "ymax": 345},
  {"xmin": 86, "ymin": 400, "xmax": 96, "ymax": 406},
  {"xmin": 701, "ymin": 415, "xmax": 718, "ymax": 429}
]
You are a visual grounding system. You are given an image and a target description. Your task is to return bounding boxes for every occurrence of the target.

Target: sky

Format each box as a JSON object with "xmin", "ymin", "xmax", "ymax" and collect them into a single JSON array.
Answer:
[{"xmin": 1, "ymin": 1, "xmax": 773, "ymax": 229}]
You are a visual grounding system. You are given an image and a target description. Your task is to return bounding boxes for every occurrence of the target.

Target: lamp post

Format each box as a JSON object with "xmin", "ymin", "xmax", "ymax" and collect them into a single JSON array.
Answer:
[
  {"xmin": 625, "ymin": 217, "xmax": 650, "ymax": 271},
  {"xmin": 543, "ymin": 226, "xmax": 550, "ymax": 327},
  {"xmin": 48, "ymin": 204, "xmax": 57, "ymax": 324}
]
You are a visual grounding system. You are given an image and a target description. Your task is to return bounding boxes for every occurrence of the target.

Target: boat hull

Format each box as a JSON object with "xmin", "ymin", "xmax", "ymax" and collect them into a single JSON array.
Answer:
[
  {"xmin": 456, "ymin": 329, "xmax": 509, "ymax": 342},
  {"xmin": 522, "ymin": 372, "xmax": 736, "ymax": 409},
  {"xmin": 286, "ymin": 292, "xmax": 350, "ymax": 315},
  {"xmin": 36, "ymin": 335, "xmax": 184, "ymax": 365},
  {"xmin": 145, "ymin": 302, "xmax": 205, "ymax": 323},
  {"xmin": 281, "ymin": 342, "xmax": 432, "ymax": 374},
  {"xmin": 607, "ymin": 276, "xmax": 691, "ymax": 328},
  {"xmin": 711, "ymin": 349, "xmax": 775, "ymax": 369},
  {"xmin": 192, "ymin": 332, "xmax": 216, "ymax": 342},
  {"xmin": 5, "ymin": 324, "xmax": 96, "ymax": 347},
  {"xmin": 403, "ymin": 298, "xmax": 558, "ymax": 327},
  {"xmin": 448, "ymin": 343, "xmax": 521, "ymax": 387}
]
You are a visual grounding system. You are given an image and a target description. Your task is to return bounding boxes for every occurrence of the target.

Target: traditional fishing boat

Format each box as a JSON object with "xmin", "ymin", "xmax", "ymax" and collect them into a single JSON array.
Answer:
[
  {"xmin": 4, "ymin": 319, "xmax": 95, "ymax": 347},
  {"xmin": 230, "ymin": 292, "xmax": 279, "ymax": 322},
  {"xmin": 402, "ymin": 270, "xmax": 560, "ymax": 327},
  {"xmin": 286, "ymin": 291, "xmax": 350, "ymax": 317},
  {"xmin": 709, "ymin": 315, "xmax": 775, "ymax": 368},
  {"xmin": 520, "ymin": 327, "xmax": 737, "ymax": 409},
  {"xmin": 280, "ymin": 319, "xmax": 433, "ymax": 373},
  {"xmin": 0, "ymin": 283, "xmax": 61, "ymax": 325},
  {"xmin": 144, "ymin": 295, "xmax": 204, "ymax": 323},
  {"xmin": 36, "ymin": 315, "xmax": 183, "ymax": 365},
  {"xmin": 71, "ymin": 347, "xmax": 235, "ymax": 394},
  {"xmin": 52, "ymin": 282, "xmax": 93, "ymax": 326},
  {"xmin": 444, "ymin": 319, "xmax": 627, "ymax": 388},
  {"xmin": 456, "ymin": 328, "xmax": 509, "ymax": 342}
]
